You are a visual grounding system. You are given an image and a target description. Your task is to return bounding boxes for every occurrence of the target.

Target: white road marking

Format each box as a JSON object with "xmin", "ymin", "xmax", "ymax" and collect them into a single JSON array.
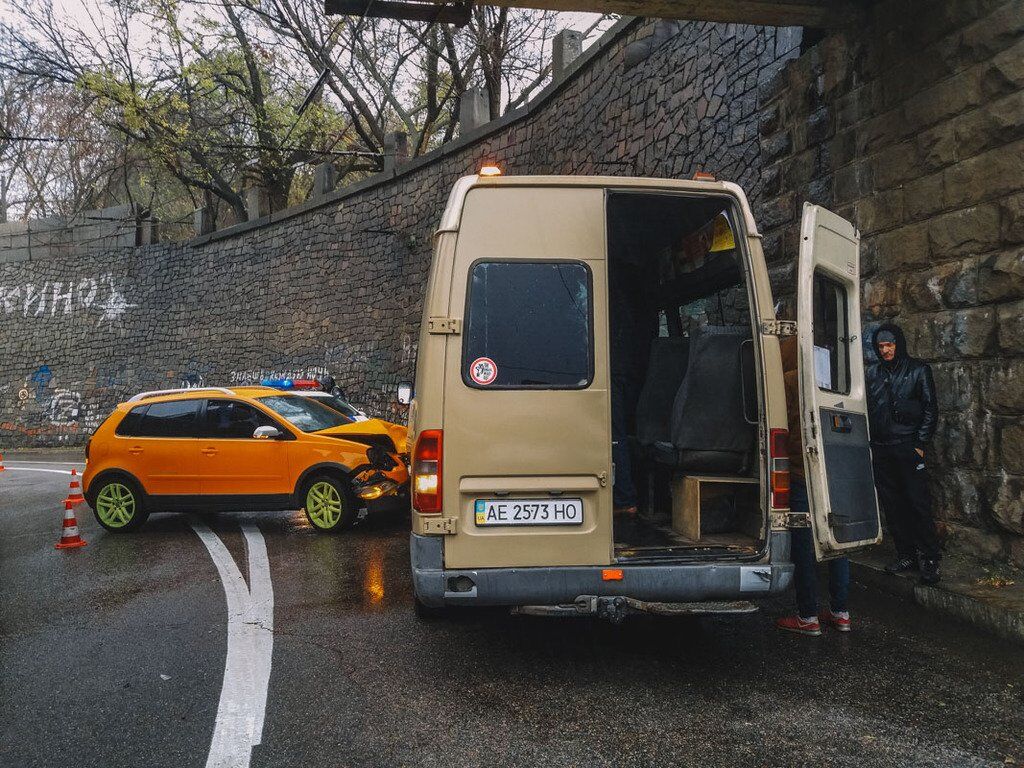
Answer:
[
  {"xmin": 1, "ymin": 466, "xmax": 74, "ymax": 475},
  {"xmin": 3, "ymin": 460, "xmax": 85, "ymax": 466},
  {"xmin": 190, "ymin": 517, "xmax": 274, "ymax": 768}
]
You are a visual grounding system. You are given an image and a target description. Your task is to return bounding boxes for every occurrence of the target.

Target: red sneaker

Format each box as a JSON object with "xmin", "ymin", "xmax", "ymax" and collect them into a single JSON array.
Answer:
[
  {"xmin": 821, "ymin": 609, "xmax": 851, "ymax": 632},
  {"xmin": 776, "ymin": 615, "xmax": 821, "ymax": 636}
]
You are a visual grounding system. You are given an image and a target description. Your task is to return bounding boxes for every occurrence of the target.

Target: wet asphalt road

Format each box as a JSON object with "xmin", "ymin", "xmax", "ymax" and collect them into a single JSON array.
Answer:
[{"xmin": 2, "ymin": 451, "xmax": 1022, "ymax": 768}]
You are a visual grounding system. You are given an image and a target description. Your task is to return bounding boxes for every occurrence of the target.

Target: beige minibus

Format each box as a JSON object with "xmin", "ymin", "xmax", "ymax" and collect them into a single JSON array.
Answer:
[{"xmin": 405, "ymin": 173, "xmax": 882, "ymax": 620}]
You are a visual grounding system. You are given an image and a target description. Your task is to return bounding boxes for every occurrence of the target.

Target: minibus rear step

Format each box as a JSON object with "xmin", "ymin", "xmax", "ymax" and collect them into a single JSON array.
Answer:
[{"xmin": 512, "ymin": 596, "xmax": 758, "ymax": 623}]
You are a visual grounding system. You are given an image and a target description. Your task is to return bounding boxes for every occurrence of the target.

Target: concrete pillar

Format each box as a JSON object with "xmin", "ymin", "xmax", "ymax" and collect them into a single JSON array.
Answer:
[
  {"xmin": 383, "ymin": 132, "xmax": 409, "ymax": 173},
  {"xmin": 459, "ymin": 87, "xmax": 489, "ymax": 134},
  {"xmin": 194, "ymin": 207, "xmax": 213, "ymax": 236},
  {"xmin": 138, "ymin": 216, "xmax": 160, "ymax": 245},
  {"xmin": 552, "ymin": 29, "xmax": 584, "ymax": 81},
  {"xmin": 313, "ymin": 162, "xmax": 336, "ymax": 197},
  {"xmin": 245, "ymin": 186, "xmax": 270, "ymax": 220}
]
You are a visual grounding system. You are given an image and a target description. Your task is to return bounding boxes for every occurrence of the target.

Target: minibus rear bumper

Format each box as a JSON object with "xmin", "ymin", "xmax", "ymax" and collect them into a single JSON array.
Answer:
[{"xmin": 410, "ymin": 532, "xmax": 794, "ymax": 608}]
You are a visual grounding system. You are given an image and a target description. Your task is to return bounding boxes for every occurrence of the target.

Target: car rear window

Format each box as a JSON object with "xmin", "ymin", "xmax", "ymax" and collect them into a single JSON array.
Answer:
[
  {"xmin": 135, "ymin": 400, "xmax": 200, "ymax": 438},
  {"xmin": 115, "ymin": 406, "xmax": 147, "ymax": 436},
  {"xmin": 462, "ymin": 261, "xmax": 592, "ymax": 389}
]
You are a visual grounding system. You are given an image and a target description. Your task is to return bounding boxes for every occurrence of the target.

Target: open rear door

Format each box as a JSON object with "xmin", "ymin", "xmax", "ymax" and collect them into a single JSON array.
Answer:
[{"xmin": 796, "ymin": 203, "xmax": 882, "ymax": 559}]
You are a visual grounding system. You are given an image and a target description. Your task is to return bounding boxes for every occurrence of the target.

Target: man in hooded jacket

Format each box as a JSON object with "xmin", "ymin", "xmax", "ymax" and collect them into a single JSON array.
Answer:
[{"xmin": 866, "ymin": 322, "xmax": 941, "ymax": 584}]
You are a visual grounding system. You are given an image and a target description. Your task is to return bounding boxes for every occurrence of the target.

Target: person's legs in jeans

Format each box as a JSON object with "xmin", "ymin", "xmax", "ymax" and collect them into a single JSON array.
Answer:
[
  {"xmin": 787, "ymin": 478, "xmax": 850, "ymax": 620},
  {"xmin": 828, "ymin": 557, "xmax": 850, "ymax": 614},
  {"xmin": 788, "ymin": 479, "xmax": 818, "ymax": 618},
  {"xmin": 789, "ymin": 526, "xmax": 819, "ymax": 619}
]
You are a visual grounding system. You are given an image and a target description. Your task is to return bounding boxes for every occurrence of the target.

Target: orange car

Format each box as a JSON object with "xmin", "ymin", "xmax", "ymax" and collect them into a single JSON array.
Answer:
[{"xmin": 83, "ymin": 386, "xmax": 409, "ymax": 533}]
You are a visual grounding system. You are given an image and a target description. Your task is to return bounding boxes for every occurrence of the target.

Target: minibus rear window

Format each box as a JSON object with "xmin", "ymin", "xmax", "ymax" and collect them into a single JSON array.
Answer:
[{"xmin": 463, "ymin": 261, "xmax": 593, "ymax": 389}]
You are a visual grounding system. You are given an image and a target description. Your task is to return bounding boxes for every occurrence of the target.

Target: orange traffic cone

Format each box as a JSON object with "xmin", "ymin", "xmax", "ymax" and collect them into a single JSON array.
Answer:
[
  {"xmin": 55, "ymin": 500, "xmax": 87, "ymax": 549},
  {"xmin": 64, "ymin": 468, "xmax": 85, "ymax": 506},
  {"xmin": 0, "ymin": 452, "xmax": 5, "ymax": 472}
]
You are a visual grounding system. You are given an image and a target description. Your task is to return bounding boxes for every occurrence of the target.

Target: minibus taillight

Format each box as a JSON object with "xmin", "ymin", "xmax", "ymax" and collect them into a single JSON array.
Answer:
[
  {"xmin": 413, "ymin": 430, "xmax": 443, "ymax": 514},
  {"xmin": 770, "ymin": 428, "xmax": 790, "ymax": 509}
]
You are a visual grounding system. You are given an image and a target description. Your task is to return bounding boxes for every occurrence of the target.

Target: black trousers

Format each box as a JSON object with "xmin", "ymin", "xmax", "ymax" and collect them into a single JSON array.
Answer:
[{"xmin": 871, "ymin": 441, "xmax": 941, "ymax": 561}]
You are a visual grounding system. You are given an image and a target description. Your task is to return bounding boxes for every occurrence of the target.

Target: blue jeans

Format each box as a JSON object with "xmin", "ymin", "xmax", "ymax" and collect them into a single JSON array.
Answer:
[{"xmin": 790, "ymin": 478, "xmax": 849, "ymax": 617}]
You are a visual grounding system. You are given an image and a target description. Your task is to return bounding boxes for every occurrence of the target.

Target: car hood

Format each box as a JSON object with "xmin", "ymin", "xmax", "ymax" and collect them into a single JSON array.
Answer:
[{"xmin": 317, "ymin": 418, "xmax": 408, "ymax": 454}]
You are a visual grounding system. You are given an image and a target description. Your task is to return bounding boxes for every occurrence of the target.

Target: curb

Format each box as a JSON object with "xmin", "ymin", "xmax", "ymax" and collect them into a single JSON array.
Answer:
[{"xmin": 850, "ymin": 557, "xmax": 1024, "ymax": 647}]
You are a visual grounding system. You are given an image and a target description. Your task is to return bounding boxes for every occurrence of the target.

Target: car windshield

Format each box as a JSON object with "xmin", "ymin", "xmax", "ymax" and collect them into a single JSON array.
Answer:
[
  {"xmin": 308, "ymin": 394, "xmax": 358, "ymax": 421},
  {"xmin": 256, "ymin": 395, "xmax": 350, "ymax": 432}
]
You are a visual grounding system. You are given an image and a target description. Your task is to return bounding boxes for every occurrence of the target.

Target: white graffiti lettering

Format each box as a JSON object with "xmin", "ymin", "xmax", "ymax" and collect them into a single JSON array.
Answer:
[
  {"xmin": 0, "ymin": 274, "xmax": 135, "ymax": 325},
  {"xmin": 1, "ymin": 285, "xmax": 20, "ymax": 313},
  {"xmin": 51, "ymin": 282, "xmax": 73, "ymax": 316},
  {"xmin": 228, "ymin": 366, "xmax": 330, "ymax": 385},
  {"xmin": 77, "ymin": 278, "xmax": 98, "ymax": 308}
]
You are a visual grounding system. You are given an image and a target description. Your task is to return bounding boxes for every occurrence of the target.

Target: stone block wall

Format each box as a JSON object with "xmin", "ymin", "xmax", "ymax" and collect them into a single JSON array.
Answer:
[
  {"xmin": 756, "ymin": 0, "xmax": 1024, "ymax": 564},
  {"xmin": 0, "ymin": 18, "xmax": 798, "ymax": 444}
]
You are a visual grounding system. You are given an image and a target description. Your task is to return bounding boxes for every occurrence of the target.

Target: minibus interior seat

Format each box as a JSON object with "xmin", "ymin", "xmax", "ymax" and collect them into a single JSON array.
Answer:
[
  {"xmin": 669, "ymin": 324, "xmax": 757, "ymax": 474},
  {"xmin": 634, "ymin": 337, "xmax": 690, "ymax": 459}
]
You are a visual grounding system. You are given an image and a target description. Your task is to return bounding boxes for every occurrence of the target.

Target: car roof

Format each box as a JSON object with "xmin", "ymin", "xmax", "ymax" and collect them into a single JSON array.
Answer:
[{"xmin": 120, "ymin": 386, "xmax": 293, "ymax": 407}]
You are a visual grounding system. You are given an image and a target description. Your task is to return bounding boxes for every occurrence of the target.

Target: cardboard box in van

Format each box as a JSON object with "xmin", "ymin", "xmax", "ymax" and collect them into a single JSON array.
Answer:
[{"xmin": 406, "ymin": 173, "xmax": 882, "ymax": 620}]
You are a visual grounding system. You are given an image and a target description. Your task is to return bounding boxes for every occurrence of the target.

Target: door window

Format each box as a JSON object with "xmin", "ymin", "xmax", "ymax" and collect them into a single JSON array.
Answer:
[
  {"xmin": 462, "ymin": 261, "xmax": 592, "ymax": 389},
  {"xmin": 136, "ymin": 400, "xmax": 200, "ymax": 438},
  {"xmin": 812, "ymin": 271, "xmax": 851, "ymax": 395},
  {"xmin": 204, "ymin": 399, "xmax": 280, "ymax": 439}
]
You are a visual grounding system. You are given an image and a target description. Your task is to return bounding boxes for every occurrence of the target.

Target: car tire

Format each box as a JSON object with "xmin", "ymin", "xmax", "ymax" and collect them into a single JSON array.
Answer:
[
  {"xmin": 90, "ymin": 474, "xmax": 150, "ymax": 532},
  {"xmin": 302, "ymin": 474, "xmax": 357, "ymax": 533}
]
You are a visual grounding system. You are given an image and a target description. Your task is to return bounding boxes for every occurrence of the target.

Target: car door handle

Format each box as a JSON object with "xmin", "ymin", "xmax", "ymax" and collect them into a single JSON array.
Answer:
[
  {"xmin": 201, "ymin": 447, "xmax": 218, "ymax": 456},
  {"xmin": 127, "ymin": 446, "xmax": 143, "ymax": 455}
]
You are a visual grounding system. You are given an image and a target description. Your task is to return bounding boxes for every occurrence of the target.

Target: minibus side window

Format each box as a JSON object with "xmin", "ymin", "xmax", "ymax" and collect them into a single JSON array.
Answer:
[
  {"xmin": 462, "ymin": 261, "xmax": 593, "ymax": 389},
  {"xmin": 812, "ymin": 271, "xmax": 851, "ymax": 395}
]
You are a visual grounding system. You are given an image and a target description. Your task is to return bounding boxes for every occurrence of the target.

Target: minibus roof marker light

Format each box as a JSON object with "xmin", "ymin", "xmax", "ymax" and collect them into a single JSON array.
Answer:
[{"xmin": 479, "ymin": 165, "xmax": 502, "ymax": 177}]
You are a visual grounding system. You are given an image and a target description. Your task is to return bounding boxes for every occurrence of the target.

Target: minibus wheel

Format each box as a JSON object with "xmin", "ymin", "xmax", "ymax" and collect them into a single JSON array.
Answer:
[
  {"xmin": 91, "ymin": 475, "xmax": 149, "ymax": 532},
  {"xmin": 302, "ymin": 475, "xmax": 357, "ymax": 533}
]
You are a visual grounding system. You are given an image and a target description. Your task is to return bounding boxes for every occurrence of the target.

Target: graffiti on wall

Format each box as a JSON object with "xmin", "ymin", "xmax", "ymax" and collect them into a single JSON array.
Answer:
[
  {"xmin": 3, "ymin": 363, "xmax": 105, "ymax": 443},
  {"xmin": 228, "ymin": 366, "xmax": 331, "ymax": 385},
  {"xmin": 0, "ymin": 273, "xmax": 137, "ymax": 327}
]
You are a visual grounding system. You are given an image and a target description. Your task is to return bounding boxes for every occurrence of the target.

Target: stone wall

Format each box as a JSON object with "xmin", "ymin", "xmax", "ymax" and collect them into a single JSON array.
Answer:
[
  {"xmin": 756, "ymin": 0, "xmax": 1024, "ymax": 564},
  {"xmin": 0, "ymin": 17, "xmax": 799, "ymax": 443}
]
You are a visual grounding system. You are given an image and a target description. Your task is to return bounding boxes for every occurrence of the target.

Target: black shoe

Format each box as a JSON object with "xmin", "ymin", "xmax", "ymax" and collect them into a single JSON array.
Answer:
[
  {"xmin": 920, "ymin": 559, "xmax": 941, "ymax": 585},
  {"xmin": 884, "ymin": 556, "xmax": 917, "ymax": 574}
]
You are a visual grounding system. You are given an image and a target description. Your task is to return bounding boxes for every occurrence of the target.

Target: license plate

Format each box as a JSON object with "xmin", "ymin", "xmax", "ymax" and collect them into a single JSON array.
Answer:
[{"xmin": 474, "ymin": 498, "xmax": 584, "ymax": 526}]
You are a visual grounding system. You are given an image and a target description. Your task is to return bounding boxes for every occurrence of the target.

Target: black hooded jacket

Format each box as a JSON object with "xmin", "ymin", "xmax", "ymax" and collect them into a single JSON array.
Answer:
[{"xmin": 866, "ymin": 322, "xmax": 938, "ymax": 449}]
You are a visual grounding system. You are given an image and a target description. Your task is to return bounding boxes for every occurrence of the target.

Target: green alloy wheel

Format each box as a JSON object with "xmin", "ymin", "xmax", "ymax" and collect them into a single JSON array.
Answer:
[
  {"xmin": 304, "ymin": 476, "xmax": 356, "ymax": 533},
  {"xmin": 93, "ymin": 478, "xmax": 148, "ymax": 532}
]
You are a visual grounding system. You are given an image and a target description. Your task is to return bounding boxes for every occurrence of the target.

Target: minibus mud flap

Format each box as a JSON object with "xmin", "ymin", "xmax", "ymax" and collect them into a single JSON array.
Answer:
[{"xmin": 511, "ymin": 596, "xmax": 758, "ymax": 623}]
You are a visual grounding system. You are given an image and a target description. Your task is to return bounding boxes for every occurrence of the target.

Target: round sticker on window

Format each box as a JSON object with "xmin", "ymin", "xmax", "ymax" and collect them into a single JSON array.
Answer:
[{"xmin": 469, "ymin": 357, "xmax": 498, "ymax": 386}]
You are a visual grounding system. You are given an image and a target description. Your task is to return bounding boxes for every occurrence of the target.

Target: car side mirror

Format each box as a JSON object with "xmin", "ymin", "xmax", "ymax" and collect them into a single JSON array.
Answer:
[
  {"xmin": 397, "ymin": 382, "xmax": 413, "ymax": 405},
  {"xmin": 253, "ymin": 425, "xmax": 282, "ymax": 440}
]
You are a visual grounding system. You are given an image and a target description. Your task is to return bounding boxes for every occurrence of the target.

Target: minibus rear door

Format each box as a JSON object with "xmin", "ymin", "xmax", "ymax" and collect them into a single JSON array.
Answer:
[{"xmin": 796, "ymin": 203, "xmax": 883, "ymax": 559}]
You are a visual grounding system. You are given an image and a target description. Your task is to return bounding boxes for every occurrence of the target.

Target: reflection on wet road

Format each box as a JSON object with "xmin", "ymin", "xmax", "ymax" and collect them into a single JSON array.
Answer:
[{"xmin": 2, "ymin": 453, "xmax": 1022, "ymax": 768}]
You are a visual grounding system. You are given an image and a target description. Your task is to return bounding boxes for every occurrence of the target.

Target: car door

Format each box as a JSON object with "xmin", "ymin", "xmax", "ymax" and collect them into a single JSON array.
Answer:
[
  {"xmin": 198, "ymin": 399, "xmax": 292, "ymax": 498},
  {"xmin": 123, "ymin": 399, "xmax": 203, "ymax": 497},
  {"xmin": 796, "ymin": 202, "xmax": 883, "ymax": 559},
  {"xmin": 441, "ymin": 185, "xmax": 613, "ymax": 569}
]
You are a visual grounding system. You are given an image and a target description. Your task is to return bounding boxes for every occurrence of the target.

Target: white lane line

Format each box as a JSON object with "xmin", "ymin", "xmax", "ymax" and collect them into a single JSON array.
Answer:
[
  {"xmin": 1, "ymin": 467, "xmax": 74, "ymax": 475},
  {"xmin": 3, "ymin": 460, "xmax": 85, "ymax": 465},
  {"xmin": 190, "ymin": 517, "xmax": 274, "ymax": 768}
]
